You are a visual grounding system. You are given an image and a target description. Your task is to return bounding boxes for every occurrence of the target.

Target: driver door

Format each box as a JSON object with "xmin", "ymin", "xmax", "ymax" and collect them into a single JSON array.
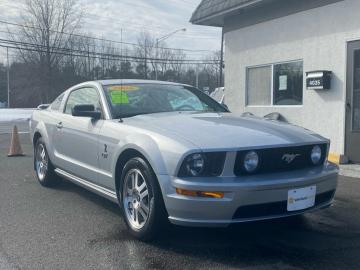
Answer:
[{"xmin": 53, "ymin": 87, "xmax": 104, "ymax": 183}]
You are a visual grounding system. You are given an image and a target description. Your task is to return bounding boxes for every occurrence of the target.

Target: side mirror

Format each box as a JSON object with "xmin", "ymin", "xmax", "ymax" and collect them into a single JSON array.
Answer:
[
  {"xmin": 37, "ymin": 104, "xmax": 50, "ymax": 110},
  {"xmin": 72, "ymin": 104, "xmax": 101, "ymax": 120}
]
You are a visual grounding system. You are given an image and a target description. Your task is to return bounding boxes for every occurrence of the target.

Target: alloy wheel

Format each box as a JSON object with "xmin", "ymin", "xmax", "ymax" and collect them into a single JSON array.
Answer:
[
  {"xmin": 36, "ymin": 143, "xmax": 48, "ymax": 181},
  {"xmin": 122, "ymin": 168, "xmax": 151, "ymax": 230}
]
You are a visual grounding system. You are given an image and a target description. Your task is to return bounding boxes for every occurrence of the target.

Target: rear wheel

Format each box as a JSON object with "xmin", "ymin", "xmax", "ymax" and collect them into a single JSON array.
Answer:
[
  {"xmin": 34, "ymin": 138, "xmax": 59, "ymax": 187},
  {"xmin": 119, "ymin": 157, "xmax": 167, "ymax": 241}
]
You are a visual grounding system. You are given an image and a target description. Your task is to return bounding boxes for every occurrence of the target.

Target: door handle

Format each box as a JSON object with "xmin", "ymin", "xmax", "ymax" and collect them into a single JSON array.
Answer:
[
  {"xmin": 347, "ymin": 102, "xmax": 351, "ymax": 110},
  {"xmin": 56, "ymin": 122, "xmax": 63, "ymax": 129}
]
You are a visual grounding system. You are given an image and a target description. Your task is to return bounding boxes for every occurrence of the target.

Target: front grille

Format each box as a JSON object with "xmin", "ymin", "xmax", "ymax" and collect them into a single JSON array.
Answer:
[
  {"xmin": 232, "ymin": 189, "xmax": 335, "ymax": 220},
  {"xmin": 234, "ymin": 144, "xmax": 328, "ymax": 176}
]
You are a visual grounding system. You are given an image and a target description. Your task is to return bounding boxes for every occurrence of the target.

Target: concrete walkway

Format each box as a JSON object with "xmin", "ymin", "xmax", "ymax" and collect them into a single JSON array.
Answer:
[{"xmin": 339, "ymin": 164, "xmax": 360, "ymax": 179}]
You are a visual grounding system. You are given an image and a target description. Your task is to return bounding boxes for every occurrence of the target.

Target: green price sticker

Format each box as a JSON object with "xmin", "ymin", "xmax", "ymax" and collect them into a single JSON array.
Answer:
[{"xmin": 110, "ymin": 91, "xmax": 129, "ymax": 104}]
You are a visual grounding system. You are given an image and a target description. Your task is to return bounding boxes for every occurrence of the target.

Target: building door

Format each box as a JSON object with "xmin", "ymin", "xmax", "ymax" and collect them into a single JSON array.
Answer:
[{"xmin": 346, "ymin": 41, "xmax": 360, "ymax": 162}]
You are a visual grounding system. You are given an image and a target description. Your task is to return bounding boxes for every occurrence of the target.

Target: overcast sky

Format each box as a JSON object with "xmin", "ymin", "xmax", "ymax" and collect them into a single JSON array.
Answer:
[{"xmin": 0, "ymin": 0, "xmax": 222, "ymax": 61}]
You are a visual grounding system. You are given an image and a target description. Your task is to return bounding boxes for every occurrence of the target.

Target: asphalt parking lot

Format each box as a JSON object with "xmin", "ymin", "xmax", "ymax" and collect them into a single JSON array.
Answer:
[{"xmin": 0, "ymin": 133, "xmax": 360, "ymax": 270}]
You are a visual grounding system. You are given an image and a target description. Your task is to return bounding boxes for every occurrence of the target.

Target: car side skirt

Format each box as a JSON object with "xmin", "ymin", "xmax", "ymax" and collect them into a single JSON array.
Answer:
[{"xmin": 54, "ymin": 168, "xmax": 118, "ymax": 203}]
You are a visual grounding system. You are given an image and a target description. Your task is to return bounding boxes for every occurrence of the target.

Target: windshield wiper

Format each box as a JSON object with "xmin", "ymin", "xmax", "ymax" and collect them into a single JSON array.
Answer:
[
  {"xmin": 118, "ymin": 110, "xmax": 175, "ymax": 119},
  {"xmin": 117, "ymin": 112, "xmax": 153, "ymax": 119}
]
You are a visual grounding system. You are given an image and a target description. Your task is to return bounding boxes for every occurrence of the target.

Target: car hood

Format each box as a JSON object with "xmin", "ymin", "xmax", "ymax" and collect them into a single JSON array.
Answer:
[{"xmin": 123, "ymin": 112, "xmax": 327, "ymax": 150}]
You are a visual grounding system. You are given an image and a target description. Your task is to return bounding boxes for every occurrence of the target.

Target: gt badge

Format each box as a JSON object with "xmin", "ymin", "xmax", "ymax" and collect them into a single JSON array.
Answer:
[{"xmin": 101, "ymin": 144, "xmax": 108, "ymax": 159}]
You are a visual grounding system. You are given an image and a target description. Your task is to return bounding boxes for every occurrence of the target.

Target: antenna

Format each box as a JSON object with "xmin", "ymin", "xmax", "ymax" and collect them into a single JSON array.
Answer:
[{"xmin": 118, "ymin": 28, "xmax": 124, "ymax": 123}]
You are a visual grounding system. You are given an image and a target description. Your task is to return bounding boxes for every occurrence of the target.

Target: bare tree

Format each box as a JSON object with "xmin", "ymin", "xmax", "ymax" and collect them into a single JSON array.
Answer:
[
  {"xmin": 3, "ymin": 18, "xmax": 223, "ymax": 107},
  {"xmin": 157, "ymin": 44, "xmax": 172, "ymax": 80},
  {"xmin": 135, "ymin": 32, "xmax": 156, "ymax": 79},
  {"xmin": 75, "ymin": 35, "xmax": 97, "ymax": 79},
  {"xmin": 169, "ymin": 49, "xmax": 186, "ymax": 81},
  {"xmin": 9, "ymin": 0, "xmax": 83, "ymax": 102},
  {"xmin": 203, "ymin": 51, "xmax": 221, "ymax": 88}
]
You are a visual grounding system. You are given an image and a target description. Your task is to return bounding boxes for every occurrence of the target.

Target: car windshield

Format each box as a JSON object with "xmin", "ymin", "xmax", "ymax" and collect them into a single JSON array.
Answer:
[{"xmin": 103, "ymin": 83, "xmax": 228, "ymax": 119}]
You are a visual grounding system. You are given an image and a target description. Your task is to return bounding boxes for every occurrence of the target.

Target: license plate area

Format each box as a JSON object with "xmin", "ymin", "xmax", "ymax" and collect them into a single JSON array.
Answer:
[{"xmin": 287, "ymin": 185, "xmax": 316, "ymax": 212}]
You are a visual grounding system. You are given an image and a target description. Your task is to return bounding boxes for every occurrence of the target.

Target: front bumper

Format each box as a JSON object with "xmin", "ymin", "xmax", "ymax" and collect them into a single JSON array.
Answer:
[{"xmin": 157, "ymin": 162, "xmax": 338, "ymax": 227}]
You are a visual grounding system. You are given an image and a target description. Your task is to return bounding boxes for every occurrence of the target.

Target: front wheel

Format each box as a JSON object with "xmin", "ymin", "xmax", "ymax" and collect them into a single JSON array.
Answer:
[
  {"xmin": 120, "ymin": 157, "xmax": 167, "ymax": 241},
  {"xmin": 34, "ymin": 138, "xmax": 59, "ymax": 187}
]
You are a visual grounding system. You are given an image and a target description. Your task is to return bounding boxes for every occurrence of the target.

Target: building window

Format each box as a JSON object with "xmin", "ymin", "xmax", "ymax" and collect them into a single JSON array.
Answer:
[
  {"xmin": 246, "ymin": 60, "xmax": 303, "ymax": 106},
  {"xmin": 247, "ymin": 66, "xmax": 272, "ymax": 106},
  {"xmin": 273, "ymin": 61, "xmax": 303, "ymax": 105}
]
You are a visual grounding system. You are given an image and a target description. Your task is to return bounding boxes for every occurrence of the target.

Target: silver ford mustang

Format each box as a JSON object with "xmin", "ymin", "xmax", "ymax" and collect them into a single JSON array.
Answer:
[{"xmin": 30, "ymin": 79, "xmax": 338, "ymax": 240}]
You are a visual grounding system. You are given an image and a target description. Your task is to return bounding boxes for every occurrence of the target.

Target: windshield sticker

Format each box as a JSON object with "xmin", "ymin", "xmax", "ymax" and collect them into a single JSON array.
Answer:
[
  {"xmin": 108, "ymin": 85, "xmax": 139, "ymax": 91},
  {"xmin": 110, "ymin": 91, "xmax": 129, "ymax": 104}
]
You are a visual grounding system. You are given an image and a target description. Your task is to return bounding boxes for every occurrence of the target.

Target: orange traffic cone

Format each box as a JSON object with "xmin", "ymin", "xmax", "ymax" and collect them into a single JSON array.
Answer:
[{"xmin": 8, "ymin": 125, "xmax": 25, "ymax": 157}]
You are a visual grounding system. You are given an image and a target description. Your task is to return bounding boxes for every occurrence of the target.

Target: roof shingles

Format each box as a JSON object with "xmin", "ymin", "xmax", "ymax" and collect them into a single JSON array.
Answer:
[{"xmin": 190, "ymin": 0, "xmax": 267, "ymax": 25}]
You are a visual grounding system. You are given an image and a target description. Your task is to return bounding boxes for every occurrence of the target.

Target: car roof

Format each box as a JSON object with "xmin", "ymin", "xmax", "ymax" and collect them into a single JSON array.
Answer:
[{"xmin": 96, "ymin": 79, "xmax": 190, "ymax": 87}]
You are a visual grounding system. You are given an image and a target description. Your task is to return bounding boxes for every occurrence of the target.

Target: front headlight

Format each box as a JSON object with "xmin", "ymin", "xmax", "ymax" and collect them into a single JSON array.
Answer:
[
  {"xmin": 178, "ymin": 152, "xmax": 226, "ymax": 177},
  {"xmin": 243, "ymin": 151, "xmax": 259, "ymax": 173},
  {"xmin": 311, "ymin": 145, "xmax": 322, "ymax": 165},
  {"xmin": 184, "ymin": 153, "xmax": 205, "ymax": 176}
]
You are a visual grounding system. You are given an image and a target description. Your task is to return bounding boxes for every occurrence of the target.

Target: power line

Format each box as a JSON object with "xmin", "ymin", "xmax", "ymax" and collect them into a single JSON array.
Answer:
[
  {"xmin": 0, "ymin": 36, "xmax": 211, "ymax": 59},
  {"xmin": 0, "ymin": 29, "xmax": 213, "ymax": 57},
  {"xmin": 0, "ymin": 20, "xmax": 216, "ymax": 53},
  {"xmin": 0, "ymin": 39, "xmax": 220, "ymax": 65},
  {"xmin": 0, "ymin": 44, "xmax": 219, "ymax": 65},
  {"xmin": 0, "ymin": 32, "xmax": 215, "ymax": 61},
  {"xmin": 0, "ymin": 38, "xmax": 219, "ymax": 63}
]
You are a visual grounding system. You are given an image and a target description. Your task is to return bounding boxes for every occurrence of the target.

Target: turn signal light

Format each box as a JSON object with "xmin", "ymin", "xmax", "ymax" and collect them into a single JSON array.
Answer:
[{"xmin": 176, "ymin": 188, "xmax": 224, "ymax": 198}]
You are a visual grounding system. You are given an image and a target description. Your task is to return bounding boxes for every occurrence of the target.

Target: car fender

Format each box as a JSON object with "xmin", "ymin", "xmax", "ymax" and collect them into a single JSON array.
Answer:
[
  {"xmin": 111, "ymin": 133, "xmax": 169, "ymax": 179},
  {"xmin": 31, "ymin": 120, "xmax": 50, "ymax": 147},
  {"xmin": 31, "ymin": 118, "xmax": 54, "ymax": 167}
]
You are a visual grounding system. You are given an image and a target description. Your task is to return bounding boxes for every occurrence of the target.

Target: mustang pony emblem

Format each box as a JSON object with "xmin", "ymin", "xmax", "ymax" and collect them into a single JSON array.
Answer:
[{"xmin": 282, "ymin": 154, "xmax": 301, "ymax": 164}]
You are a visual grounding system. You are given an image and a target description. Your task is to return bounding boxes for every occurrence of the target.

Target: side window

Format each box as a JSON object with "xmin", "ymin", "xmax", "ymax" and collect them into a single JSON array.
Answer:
[
  {"xmin": 50, "ymin": 93, "xmax": 64, "ymax": 111},
  {"xmin": 64, "ymin": 88, "xmax": 102, "ymax": 115}
]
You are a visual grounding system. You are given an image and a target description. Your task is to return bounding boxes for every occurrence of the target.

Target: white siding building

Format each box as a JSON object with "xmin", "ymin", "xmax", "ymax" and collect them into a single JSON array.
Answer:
[{"xmin": 191, "ymin": 0, "xmax": 360, "ymax": 164}]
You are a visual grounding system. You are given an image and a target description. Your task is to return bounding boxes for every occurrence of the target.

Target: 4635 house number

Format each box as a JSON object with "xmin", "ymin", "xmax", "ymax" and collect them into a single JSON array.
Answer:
[{"xmin": 308, "ymin": 79, "xmax": 321, "ymax": 86}]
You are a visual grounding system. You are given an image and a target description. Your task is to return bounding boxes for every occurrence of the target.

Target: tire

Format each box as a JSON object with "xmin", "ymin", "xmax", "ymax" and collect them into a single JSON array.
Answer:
[
  {"xmin": 119, "ymin": 157, "xmax": 167, "ymax": 241},
  {"xmin": 34, "ymin": 137, "xmax": 59, "ymax": 187}
]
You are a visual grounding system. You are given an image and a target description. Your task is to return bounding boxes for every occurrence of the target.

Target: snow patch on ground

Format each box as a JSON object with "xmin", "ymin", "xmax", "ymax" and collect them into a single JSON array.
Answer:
[{"xmin": 0, "ymin": 109, "xmax": 34, "ymax": 121}]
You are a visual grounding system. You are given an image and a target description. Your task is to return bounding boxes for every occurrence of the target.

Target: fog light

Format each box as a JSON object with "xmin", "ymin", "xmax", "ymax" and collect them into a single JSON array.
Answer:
[{"xmin": 176, "ymin": 188, "xmax": 224, "ymax": 198}]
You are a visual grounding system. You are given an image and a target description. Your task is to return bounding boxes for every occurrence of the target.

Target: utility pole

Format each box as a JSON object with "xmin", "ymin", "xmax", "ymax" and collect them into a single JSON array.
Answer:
[
  {"xmin": 155, "ymin": 39, "xmax": 159, "ymax": 80},
  {"xmin": 120, "ymin": 28, "xmax": 123, "ymax": 78},
  {"xmin": 219, "ymin": 28, "xmax": 224, "ymax": 87},
  {"xmin": 7, "ymin": 47, "xmax": 10, "ymax": 108},
  {"xmin": 144, "ymin": 39, "xmax": 147, "ymax": 79},
  {"xmin": 87, "ymin": 45, "xmax": 90, "ymax": 79}
]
